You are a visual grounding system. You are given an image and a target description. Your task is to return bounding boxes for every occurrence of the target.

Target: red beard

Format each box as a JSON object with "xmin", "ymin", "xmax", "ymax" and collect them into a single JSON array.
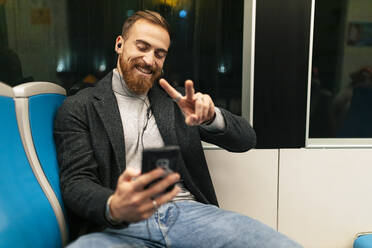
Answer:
[{"xmin": 119, "ymin": 56, "xmax": 161, "ymax": 94}]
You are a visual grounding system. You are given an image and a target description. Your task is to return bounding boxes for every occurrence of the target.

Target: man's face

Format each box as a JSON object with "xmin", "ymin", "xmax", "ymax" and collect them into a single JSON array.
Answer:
[{"xmin": 118, "ymin": 19, "xmax": 170, "ymax": 94}]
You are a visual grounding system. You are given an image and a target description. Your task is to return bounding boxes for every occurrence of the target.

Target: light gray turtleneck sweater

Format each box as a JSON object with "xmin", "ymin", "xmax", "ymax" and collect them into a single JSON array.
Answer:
[{"xmin": 112, "ymin": 69, "xmax": 225, "ymax": 201}]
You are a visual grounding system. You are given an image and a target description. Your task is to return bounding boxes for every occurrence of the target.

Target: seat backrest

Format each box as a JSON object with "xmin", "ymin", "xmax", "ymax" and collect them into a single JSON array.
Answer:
[
  {"xmin": 14, "ymin": 83, "xmax": 66, "ymax": 204},
  {"xmin": 13, "ymin": 82, "xmax": 68, "ymax": 246},
  {"xmin": 0, "ymin": 82, "xmax": 64, "ymax": 248}
]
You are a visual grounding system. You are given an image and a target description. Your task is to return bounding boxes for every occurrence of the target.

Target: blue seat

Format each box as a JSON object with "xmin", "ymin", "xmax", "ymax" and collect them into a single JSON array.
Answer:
[
  {"xmin": 0, "ymin": 82, "xmax": 63, "ymax": 248},
  {"xmin": 354, "ymin": 233, "xmax": 372, "ymax": 248},
  {"xmin": 28, "ymin": 93, "xmax": 66, "ymax": 204},
  {"xmin": 13, "ymin": 82, "xmax": 68, "ymax": 246}
]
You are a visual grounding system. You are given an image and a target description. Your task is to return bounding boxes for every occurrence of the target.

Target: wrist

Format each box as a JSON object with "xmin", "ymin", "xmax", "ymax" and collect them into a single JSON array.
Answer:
[
  {"xmin": 105, "ymin": 195, "xmax": 121, "ymax": 225},
  {"xmin": 202, "ymin": 112, "xmax": 216, "ymax": 125}
]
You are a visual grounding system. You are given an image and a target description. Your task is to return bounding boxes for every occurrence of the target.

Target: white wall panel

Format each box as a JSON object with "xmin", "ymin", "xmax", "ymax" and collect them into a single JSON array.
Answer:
[
  {"xmin": 279, "ymin": 148, "xmax": 372, "ymax": 248},
  {"xmin": 205, "ymin": 149, "xmax": 278, "ymax": 229}
]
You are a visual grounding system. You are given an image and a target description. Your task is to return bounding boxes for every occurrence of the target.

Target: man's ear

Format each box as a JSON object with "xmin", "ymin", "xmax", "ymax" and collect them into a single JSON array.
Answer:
[{"xmin": 115, "ymin": 35, "xmax": 123, "ymax": 54}]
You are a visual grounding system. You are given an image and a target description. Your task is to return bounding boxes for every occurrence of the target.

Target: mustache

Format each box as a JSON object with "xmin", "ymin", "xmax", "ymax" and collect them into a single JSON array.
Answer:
[{"xmin": 130, "ymin": 58, "xmax": 160, "ymax": 74}]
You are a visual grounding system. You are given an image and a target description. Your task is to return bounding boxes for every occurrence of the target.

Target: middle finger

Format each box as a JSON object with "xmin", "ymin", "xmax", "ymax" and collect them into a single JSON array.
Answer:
[{"xmin": 185, "ymin": 80, "xmax": 195, "ymax": 101}]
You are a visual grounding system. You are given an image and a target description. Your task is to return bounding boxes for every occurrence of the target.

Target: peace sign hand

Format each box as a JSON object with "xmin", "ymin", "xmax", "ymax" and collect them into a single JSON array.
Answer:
[{"xmin": 159, "ymin": 78, "xmax": 216, "ymax": 126}]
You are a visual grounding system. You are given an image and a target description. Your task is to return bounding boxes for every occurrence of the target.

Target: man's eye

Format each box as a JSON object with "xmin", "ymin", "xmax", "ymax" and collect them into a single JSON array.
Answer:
[
  {"xmin": 137, "ymin": 45, "xmax": 148, "ymax": 51},
  {"xmin": 155, "ymin": 51, "xmax": 166, "ymax": 59}
]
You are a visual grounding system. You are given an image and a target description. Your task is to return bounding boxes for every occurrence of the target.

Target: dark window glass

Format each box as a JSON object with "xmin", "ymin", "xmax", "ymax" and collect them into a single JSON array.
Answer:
[
  {"xmin": 1, "ymin": 0, "xmax": 244, "ymax": 115},
  {"xmin": 309, "ymin": 0, "xmax": 372, "ymax": 138}
]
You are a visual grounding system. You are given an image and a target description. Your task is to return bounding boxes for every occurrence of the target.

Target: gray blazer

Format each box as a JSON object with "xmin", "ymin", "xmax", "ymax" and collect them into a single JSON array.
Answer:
[{"xmin": 54, "ymin": 72, "xmax": 256, "ymax": 239}]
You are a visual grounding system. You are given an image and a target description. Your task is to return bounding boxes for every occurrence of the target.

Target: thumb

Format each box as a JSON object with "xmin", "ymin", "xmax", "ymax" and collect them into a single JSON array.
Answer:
[{"xmin": 120, "ymin": 167, "xmax": 141, "ymax": 182}]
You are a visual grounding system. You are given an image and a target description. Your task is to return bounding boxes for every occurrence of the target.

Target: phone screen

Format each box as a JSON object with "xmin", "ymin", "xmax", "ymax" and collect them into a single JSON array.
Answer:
[{"xmin": 141, "ymin": 145, "xmax": 180, "ymax": 193}]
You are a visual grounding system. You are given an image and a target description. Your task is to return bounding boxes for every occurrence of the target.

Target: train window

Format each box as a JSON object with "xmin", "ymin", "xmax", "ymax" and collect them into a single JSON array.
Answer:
[
  {"xmin": 307, "ymin": 0, "xmax": 372, "ymax": 147},
  {"xmin": 0, "ymin": 0, "xmax": 255, "ymax": 119}
]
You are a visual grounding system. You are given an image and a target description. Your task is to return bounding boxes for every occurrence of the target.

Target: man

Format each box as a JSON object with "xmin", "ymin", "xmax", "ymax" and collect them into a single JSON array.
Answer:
[{"xmin": 54, "ymin": 10, "xmax": 302, "ymax": 248}]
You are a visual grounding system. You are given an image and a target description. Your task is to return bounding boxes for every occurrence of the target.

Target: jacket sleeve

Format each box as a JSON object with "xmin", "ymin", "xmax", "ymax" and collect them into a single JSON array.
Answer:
[
  {"xmin": 54, "ymin": 97, "xmax": 125, "ymax": 228},
  {"xmin": 199, "ymin": 107, "xmax": 256, "ymax": 152}
]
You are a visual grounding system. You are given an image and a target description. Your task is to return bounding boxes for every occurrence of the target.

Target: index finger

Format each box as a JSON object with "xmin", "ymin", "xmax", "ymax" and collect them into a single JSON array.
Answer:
[
  {"xmin": 120, "ymin": 167, "xmax": 141, "ymax": 182},
  {"xmin": 132, "ymin": 167, "xmax": 165, "ymax": 190},
  {"xmin": 159, "ymin": 78, "xmax": 182, "ymax": 100}
]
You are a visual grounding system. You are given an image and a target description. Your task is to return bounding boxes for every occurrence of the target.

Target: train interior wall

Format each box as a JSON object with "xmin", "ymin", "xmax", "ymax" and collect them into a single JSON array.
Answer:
[{"xmin": 205, "ymin": 148, "xmax": 372, "ymax": 248}]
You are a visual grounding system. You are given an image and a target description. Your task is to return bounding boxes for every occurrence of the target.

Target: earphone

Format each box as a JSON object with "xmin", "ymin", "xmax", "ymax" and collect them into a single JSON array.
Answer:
[
  {"xmin": 113, "ymin": 72, "xmax": 152, "ymax": 152},
  {"xmin": 117, "ymin": 43, "xmax": 122, "ymax": 48}
]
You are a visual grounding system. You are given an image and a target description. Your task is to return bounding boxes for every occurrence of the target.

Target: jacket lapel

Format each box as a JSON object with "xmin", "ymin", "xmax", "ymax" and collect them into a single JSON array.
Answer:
[
  {"xmin": 149, "ymin": 83, "xmax": 178, "ymax": 146},
  {"xmin": 90, "ymin": 75, "xmax": 179, "ymax": 172},
  {"xmin": 92, "ymin": 72, "xmax": 126, "ymax": 171},
  {"xmin": 149, "ymin": 84, "xmax": 195, "ymax": 194}
]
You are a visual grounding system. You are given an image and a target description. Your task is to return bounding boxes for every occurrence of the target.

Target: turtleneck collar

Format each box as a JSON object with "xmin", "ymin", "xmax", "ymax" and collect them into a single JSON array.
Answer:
[{"xmin": 112, "ymin": 68, "xmax": 148, "ymax": 99}]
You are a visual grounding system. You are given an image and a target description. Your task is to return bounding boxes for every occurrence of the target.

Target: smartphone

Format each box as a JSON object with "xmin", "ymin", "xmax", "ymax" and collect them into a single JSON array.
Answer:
[{"xmin": 141, "ymin": 146, "xmax": 180, "ymax": 194}]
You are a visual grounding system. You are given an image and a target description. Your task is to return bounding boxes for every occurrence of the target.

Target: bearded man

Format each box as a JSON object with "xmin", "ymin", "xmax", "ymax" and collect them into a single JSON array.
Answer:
[{"xmin": 54, "ymin": 10, "xmax": 302, "ymax": 248}]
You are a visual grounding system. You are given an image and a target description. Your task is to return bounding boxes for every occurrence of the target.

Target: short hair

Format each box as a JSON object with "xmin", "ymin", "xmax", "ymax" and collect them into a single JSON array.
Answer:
[{"xmin": 121, "ymin": 10, "xmax": 171, "ymax": 41}]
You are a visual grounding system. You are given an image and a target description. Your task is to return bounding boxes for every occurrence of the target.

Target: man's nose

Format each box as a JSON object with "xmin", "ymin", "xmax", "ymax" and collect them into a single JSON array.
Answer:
[{"xmin": 142, "ymin": 53, "xmax": 155, "ymax": 66}]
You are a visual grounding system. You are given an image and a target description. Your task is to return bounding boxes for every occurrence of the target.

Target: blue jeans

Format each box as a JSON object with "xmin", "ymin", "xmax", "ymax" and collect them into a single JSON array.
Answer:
[{"xmin": 68, "ymin": 201, "xmax": 302, "ymax": 248}]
